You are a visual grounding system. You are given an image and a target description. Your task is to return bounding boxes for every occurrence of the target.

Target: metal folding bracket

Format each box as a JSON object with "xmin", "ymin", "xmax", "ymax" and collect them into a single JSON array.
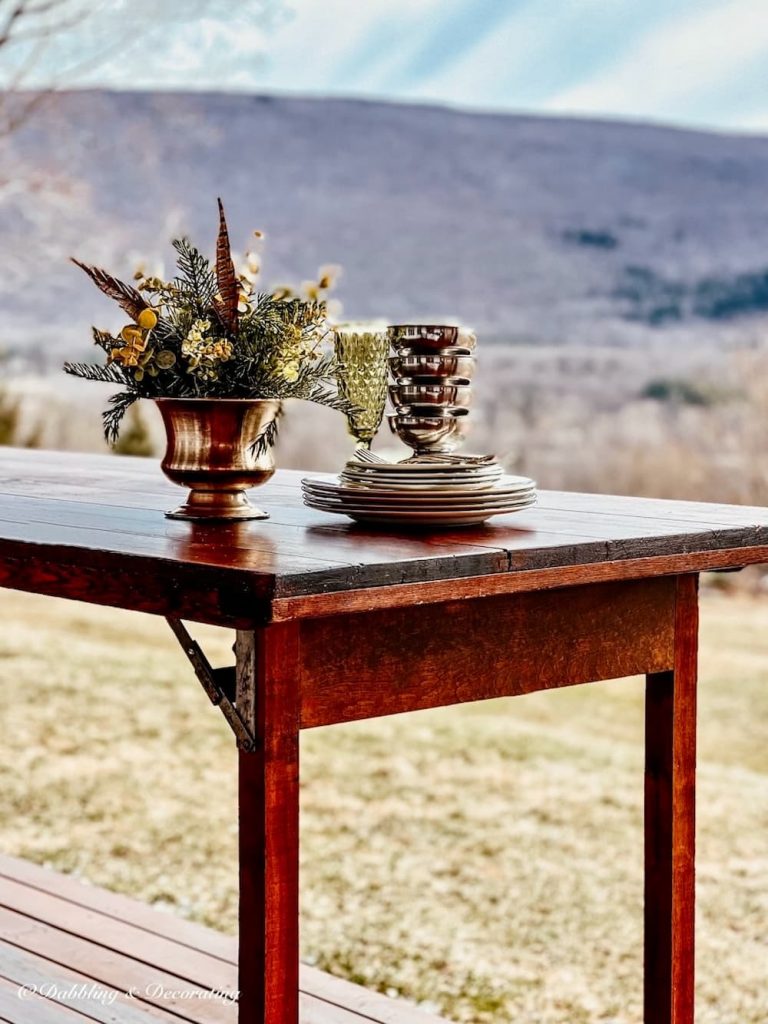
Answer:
[{"xmin": 167, "ymin": 618, "xmax": 256, "ymax": 752}]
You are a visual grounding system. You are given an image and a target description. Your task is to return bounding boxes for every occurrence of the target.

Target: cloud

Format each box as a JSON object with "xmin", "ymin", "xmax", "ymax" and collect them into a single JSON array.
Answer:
[
  {"xmin": 3, "ymin": 0, "xmax": 767, "ymax": 134},
  {"xmin": 394, "ymin": 3, "xmax": 591, "ymax": 108},
  {"xmin": 542, "ymin": 0, "xmax": 768, "ymax": 126}
]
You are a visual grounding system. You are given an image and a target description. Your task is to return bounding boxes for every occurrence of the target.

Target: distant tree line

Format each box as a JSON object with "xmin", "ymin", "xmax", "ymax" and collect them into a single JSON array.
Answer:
[{"xmin": 615, "ymin": 264, "xmax": 768, "ymax": 326}]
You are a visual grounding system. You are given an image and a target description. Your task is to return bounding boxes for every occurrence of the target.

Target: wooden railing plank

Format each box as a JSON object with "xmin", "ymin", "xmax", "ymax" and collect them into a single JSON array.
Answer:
[{"xmin": 0, "ymin": 858, "xmax": 449, "ymax": 1023}]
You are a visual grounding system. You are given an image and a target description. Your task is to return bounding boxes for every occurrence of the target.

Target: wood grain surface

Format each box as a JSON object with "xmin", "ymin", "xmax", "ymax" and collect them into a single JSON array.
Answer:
[
  {"xmin": 236, "ymin": 626, "xmax": 301, "ymax": 1024},
  {"xmin": 1, "ymin": 448, "xmax": 767, "ymax": 624},
  {"xmin": 297, "ymin": 578, "xmax": 676, "ymax": 728},
  {"xmin": 644, "ymin": 575, "xmax": 698, "ymax": 1024},
  {"xmin": 0, "ymin": 854, "xmax": 446, "ymax": 1023}
]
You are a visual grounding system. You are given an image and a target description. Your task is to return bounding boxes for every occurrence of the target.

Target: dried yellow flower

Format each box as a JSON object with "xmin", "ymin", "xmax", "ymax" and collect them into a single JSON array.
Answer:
[
  {"xmin": 137, "ymin": 308, "xmax": 158, "ymax": 330},
  {"xmin": 181, "ymin": 320, "xmax": 233, "ymax": 379},
  {"xmin": 155, "ymin": 350, "xmax": 176, "ymax": 369},
  {"xmin": 317, "ymin": 264, "xmax": 341, "ymax": 291}
]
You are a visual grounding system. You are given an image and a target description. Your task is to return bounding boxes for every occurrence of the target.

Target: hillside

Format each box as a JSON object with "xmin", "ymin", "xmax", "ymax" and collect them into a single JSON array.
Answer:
[{"xmin": 3, "ymin": 90, "xmax": 768, "ymax": 367}]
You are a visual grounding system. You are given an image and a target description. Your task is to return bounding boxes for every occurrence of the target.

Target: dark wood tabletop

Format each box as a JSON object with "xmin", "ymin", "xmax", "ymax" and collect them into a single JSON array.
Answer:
[{"xmin": 2, "ymin": 447, "xmax": 768, "ymax": 626}]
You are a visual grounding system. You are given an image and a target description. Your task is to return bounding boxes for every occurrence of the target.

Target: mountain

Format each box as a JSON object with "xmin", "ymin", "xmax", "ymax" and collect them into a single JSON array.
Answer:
[{"xmin": 3, "ymin": 89, "xmax": 768, "ymax": 366}]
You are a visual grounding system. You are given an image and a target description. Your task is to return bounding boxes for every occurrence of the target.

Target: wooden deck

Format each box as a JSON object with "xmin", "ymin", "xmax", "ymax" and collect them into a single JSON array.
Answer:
[{"xmin": 0, "ymin": 855, "xmax": 447, "ymax": 1024}]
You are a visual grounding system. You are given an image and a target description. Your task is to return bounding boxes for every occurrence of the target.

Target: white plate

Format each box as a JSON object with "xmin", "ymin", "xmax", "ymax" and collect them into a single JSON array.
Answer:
[
  {"xmin": 303, "ymin": 503, "xmax": 534, "ymax": 526},
  {"xmin": 339, "ymin": 468, "xmax": 512, "ymax": 482},
  {"xmin": 303, "ymin": 477, "xmax": 534, "ymax": 494},
  {"xmin": 343, "ymin": 470, "xmax": 503, "ymax": 483},
  {"xmin": 303, "ymin": 489, "xmax": 536, "ymax": 509},
  {"xmin": 312, "ymin": 479, "xmax": 535, "ymax": 500},
  {"xmin": 341, "ymin": 480, "xmax": 502, "ymax": 492},
  {"xmin": 345, "ymin": 459, "xmax": 500, "ymax": 474},
  {"xmin": 341, "ymin": 471, "xmax": 503, "ymax": 484},
  {"xmin": 304, "ymin": 496, "xmax": 536, "ymax": 514},
  {"xmin": 306, "ymin": 475, "xmax": 534, "ymax": 497},
  {"xmin": 345, "ymin": 465, "xmax": 501, "ymax": 476},
  {"xmin": 304, "ymin": 476, "xmax": 535, "ymax": 492},
  {"xmin": 305, "ymin": 491, "xmax": 536, "ymax": 507},
  {"xmin": 345, "ymin": 459, "xmax": 501, "ymax": 468}
]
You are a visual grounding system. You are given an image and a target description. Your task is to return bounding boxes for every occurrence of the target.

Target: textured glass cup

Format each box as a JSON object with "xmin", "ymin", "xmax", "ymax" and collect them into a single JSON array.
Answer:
[{"xmin": 333, "ymin": 324, "xmax": 390, "ymax": 449}]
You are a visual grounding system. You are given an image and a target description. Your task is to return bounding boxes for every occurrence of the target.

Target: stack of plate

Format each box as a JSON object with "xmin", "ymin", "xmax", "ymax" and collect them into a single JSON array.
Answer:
[{"xmin": 302, "ymin": 459, "xmax": 536, "ymax": 527}]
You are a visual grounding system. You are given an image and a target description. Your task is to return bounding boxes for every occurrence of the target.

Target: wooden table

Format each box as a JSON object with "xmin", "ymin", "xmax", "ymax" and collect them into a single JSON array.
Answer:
[{"xmin": 3, "ymin": 448, "xmax": 768, "ymax": 1024}]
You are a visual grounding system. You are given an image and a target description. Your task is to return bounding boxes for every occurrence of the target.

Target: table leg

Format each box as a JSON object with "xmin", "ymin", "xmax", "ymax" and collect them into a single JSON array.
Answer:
[
  {"xmin": 236, "ymin": 624, "xmax": 301, "ymax": 1024},
  {"xmin": 644, "ymin": 574, "xmax": 698, "ymax": 1024}
]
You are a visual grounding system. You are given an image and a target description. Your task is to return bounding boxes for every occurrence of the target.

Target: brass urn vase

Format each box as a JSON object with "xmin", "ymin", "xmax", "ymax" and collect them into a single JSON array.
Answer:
[{"xmin": 155, "ymin": 398, "xmax": 281, "ymax": 521}]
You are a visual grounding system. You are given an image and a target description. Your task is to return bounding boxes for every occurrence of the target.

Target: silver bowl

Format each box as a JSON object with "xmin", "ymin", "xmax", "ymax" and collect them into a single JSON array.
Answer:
[
  {"xmin": 388, "ymin": 408, "xmax": 470, "ymax": 453},
  {"xmin": 393, "ymin": 346, "xmax": 474, "ymax": 358},
  {"xmin": 388, "ymin": 325, "xmax": 477, "ymax": 352},
  {"xmin": 389, "ymin": 324, "xmax": 458, "ymax": 351},
  {"xmin": 389, "ymin": 352, "xmax": 476, "ymax": 382},
  {"xmin": 389, "ymin": 383, "xmax": 472, "ymax": 409},
  {"xmin": 395, "ymin": 374, "xmax": 473, "ymax": 387}
]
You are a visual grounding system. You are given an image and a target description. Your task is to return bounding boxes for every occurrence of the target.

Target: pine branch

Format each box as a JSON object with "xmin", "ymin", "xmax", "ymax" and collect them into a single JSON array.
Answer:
[
  {"xmin": 63, "ymin": 361, "xmax": 132, "ymax": 385},
  {"xmin": 304, "ymin": 350, "xmax": 338, "ymax": 381},
  {"xmin": 172, "ymin": 238, "xmax": 217, "ymax": 312},
  {"xmin": 307, "ymin": 382, "xmax": 358, "ymax": 414},
  {"xmin": 92, "ymin": 327, "xmax": 117, "ymax": 354},
  {"xmin": 103, "ymin": 391, "xmax": 139, "ymax": 446},
  {"xmin": 72, "ymin": 259, "xmax": 146, "ymax": 320},
  {"xmin": 248, "ymin": 411, "xmax": 281, "ymax": 459},
  {"xmin": 214, "ymin": 198, "xmax": 238, "ymax": 335}
]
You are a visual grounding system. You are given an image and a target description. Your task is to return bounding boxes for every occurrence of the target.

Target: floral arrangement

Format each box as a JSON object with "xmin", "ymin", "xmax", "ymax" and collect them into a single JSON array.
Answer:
[{"xmin": 64, "ymin": 200, "xmax": 349, "ymax": 451}]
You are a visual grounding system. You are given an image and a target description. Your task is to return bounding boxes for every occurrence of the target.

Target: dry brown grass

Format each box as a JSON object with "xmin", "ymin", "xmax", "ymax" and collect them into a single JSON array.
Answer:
[{"xmin": 0, "ymin": 588, "xmax": 765, "ymax": 1022}]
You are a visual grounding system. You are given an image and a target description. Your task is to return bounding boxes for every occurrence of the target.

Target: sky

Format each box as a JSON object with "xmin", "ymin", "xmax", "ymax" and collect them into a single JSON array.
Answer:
[{"xmin": 5, "ymin": 0, "xmax": 768, "ymax": 134}]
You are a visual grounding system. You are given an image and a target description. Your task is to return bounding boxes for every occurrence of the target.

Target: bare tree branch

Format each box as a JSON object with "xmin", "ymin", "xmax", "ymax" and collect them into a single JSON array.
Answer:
[
  {"xmin": 0, "ymin": 1, "xmax": 282, "ymax": 138},
  {"xmin": 0, "ymin": 0, "xmax": 76, "ymax": 48},
  {"xmin": 0, "ymin": 0, "xmax": 92, "ymax": 134}
]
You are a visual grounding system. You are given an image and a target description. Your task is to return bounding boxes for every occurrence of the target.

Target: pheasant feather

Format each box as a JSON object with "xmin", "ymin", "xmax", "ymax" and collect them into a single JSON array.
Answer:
[
  {"xmin": 71, "ymin": 259, "xmax": 146, "ymax": 321},
  {"xmin": 214, "ymin": 198, "xmax": 238, "ymax": 335}
]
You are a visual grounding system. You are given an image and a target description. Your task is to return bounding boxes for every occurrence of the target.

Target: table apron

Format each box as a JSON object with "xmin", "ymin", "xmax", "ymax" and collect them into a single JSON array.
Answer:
[{"xmin": 296, "ymin": 576, "xmax": 677, "ymax": 728}]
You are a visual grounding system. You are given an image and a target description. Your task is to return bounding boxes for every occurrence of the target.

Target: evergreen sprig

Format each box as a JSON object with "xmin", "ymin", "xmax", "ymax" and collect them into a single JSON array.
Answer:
[
  {"xmin": 172, "ymin": 238, "xmax": 217, "ymax": 314},
  {"xmin": 103, "ymin": 391, "xmax": 140, "ymax": 446},
  {"xmin": 63, "ymin": 361, "xmax": 130, "ymax": 385},
  {"xmin": 249, "ymin": 410, "xmax": 281, "ymax": 459}
]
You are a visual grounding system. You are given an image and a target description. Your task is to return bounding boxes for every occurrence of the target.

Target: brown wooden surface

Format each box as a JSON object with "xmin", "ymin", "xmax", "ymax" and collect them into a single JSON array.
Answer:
[
  {"xmin": 1, "ymin": 448, "xmax": 768, "ymax": 624},
  {"xmin": 644, "ymin": 575, "xmax": 698, "ymax": 1024},
  {"xmin": 236, "ymin": 626, "xmax": 301, "ymax": 1024},
  {"xmin": 0, "ymin": 854, "xmax": 448, "ymax": 1024},
  {"xmin": 298, "ymin": 577, "xmax": 676, "ymax": 728}
]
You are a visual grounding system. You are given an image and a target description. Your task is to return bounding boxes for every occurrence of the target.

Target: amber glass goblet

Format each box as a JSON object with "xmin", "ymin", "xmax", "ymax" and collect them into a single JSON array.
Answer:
[{"xmin": 333, "ymin": 324, "xmax": 389, "ymax": 449}]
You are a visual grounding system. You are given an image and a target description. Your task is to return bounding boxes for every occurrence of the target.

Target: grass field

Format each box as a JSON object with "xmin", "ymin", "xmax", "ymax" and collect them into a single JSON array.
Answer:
[{"xmin": 0, "ymin": 587, "xmax": 765, "ymax": 1023}]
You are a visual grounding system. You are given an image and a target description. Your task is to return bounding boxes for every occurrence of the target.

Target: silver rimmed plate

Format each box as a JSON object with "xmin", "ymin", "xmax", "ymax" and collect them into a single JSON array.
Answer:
[
  {"xmin": 304, "ymin": 503, "xmax": 535, "ymax": 519},
  {"xmin": 302, "ymin": 499, "xmax": 535, "ymax": 527},
  {"xmin": 341, "ymin": 469, "xmax": 505, "ymax": 487},
  {"xmin": 336, "ymin": 474, "xmax": 530, "ymax": 495},
  {"xmin": 341, "ymin": 478, "xmax": 503, "ymax": 491},
  {"xmin": 303, "ymin": 482, "xmax": 535, "ymax": 504},
  {"xmin": 342, "ymin": 464, "xmax": 502, "ymax": 476},
  {"xmin": 344, "ymin": 457, "xmax": 497, "ymax": 472},
  {"xmin": 308, "ymin": 493, "xmax": 536, "ymax": 508},
  {"xmin": 302, "ymin": 490, "xmax": 536, "ymax": 511}
]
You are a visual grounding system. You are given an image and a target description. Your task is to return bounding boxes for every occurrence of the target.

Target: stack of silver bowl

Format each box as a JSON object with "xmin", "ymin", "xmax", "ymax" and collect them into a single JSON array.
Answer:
[{"xmin": 387, "ymin": 324, "xmax": 477, "ymax": 457}]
